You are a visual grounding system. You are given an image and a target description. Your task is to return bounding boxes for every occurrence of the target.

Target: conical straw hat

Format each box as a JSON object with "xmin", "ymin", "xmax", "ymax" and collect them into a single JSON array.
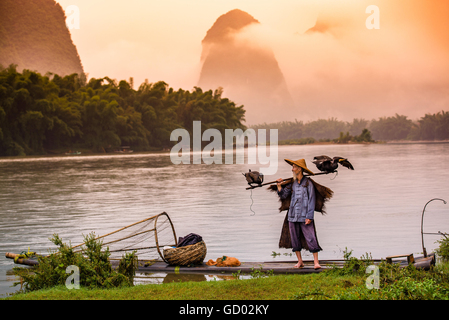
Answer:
[{"xmin": 284, "ymin": 158, "xmax": 314, "ymax": 176}]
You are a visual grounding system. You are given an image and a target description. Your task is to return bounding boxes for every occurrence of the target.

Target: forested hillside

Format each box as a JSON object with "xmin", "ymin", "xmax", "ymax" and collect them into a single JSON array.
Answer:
[
  {"xmin": 0, "ymin": 0, "xmax": 84, "ymax": 77},
  {"xmin": 252, "ymin": 112, "xmax": 449, "ymax": 142},
  {"xmin": 0, "ymin": 66, "xmax": 246, "ymax": 156}
]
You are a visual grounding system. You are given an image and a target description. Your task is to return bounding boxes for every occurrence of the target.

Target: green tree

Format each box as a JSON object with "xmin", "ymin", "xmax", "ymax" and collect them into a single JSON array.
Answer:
[
  {"xmin": 409, "ymin": 111, "xmax": 449, "ymax": 140},
  {"xmin": 348, "ymin": 118, "xmax": 369, "ymax": 136},
  {"xmin": 353, "ymin": 128, "xmax": 374, "ymax": 142},
  {"xmin": 369, "ymin": 114, "xmax": 412, "ymax": 141},
  {"xmin": 0, "ymin": 65, "xmax": 248, "ymax": 155},
  {"xmin": 82, "ymin": 95, "xmax": 121, "ymax": 152},
  {"xmin": 335, "ymin": 131, "xmax": 352, "ymax": 144}
]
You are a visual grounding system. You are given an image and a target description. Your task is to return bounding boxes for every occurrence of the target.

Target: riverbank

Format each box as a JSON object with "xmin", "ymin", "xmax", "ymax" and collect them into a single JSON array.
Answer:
[
  {"xmin": 278, "ymin": 139, "xmax": 449, "ymax": 146},
  {"xmin": 0, "ymin": 148, "xmax": 170, "ymax": 161}
]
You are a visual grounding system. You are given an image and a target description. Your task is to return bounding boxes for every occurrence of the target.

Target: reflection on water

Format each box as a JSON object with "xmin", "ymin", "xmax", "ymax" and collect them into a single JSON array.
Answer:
[
  {"xmin": 1, "ymin": 143, "xmax": 449, "ymax": 296},
  {"xmin": 134, "ymin": 272, "xmax": 240, "ymax": 285}
]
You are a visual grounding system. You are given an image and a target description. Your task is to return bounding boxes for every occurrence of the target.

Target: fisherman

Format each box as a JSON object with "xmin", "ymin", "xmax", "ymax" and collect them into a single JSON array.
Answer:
[{"xmin": 276, "ymin": 159, "xmax": 322, "ymax": 269}]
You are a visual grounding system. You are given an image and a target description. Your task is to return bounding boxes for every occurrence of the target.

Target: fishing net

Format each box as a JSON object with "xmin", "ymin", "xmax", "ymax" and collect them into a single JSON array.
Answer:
[{"xmin": 71, "ymin": 212, "xmax": 177, "ymax": 262}]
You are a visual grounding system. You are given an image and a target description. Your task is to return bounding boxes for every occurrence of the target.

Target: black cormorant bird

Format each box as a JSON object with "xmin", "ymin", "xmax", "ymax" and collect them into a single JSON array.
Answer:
[
  {"xmin": 243, "ymin": 169, "xmax": 264, "ymax": 186},
  {"xmin": 312, "ymin": 155, "xmax": 354, "ymax": 173}
]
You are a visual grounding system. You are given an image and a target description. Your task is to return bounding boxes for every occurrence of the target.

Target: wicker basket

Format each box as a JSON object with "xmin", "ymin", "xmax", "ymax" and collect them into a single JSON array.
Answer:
[{"xmin": 163, "ymin": 241, "xmax": 207, "ymax": 266}]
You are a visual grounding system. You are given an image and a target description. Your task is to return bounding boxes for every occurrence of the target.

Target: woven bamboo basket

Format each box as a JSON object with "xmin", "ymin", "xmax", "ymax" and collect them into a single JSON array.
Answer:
[{"xmin": 163, "ymin": 241, "xmax": 207, "ymax": 266}]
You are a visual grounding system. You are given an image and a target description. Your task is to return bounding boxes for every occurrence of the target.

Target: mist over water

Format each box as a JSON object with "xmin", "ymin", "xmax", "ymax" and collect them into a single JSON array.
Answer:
[
  {"xmin": 1, "ymin": 143, "xmax": 449, "ymax": 295},
  {"xmin": 52, "ymin": 0, "xmax": 449, "ymax": 124}
]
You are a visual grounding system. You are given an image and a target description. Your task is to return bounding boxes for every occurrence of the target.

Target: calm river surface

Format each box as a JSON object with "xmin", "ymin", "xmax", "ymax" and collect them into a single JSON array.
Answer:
[{"xmin": 1, "ymin": 143, "xmax": 448, "ymax": 296}]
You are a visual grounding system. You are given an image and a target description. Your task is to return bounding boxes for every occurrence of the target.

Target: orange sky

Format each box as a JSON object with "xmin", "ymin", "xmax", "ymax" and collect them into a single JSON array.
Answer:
[{"xmin": 55, "ymin": 0, "xmax": 449, "ymax": 124}]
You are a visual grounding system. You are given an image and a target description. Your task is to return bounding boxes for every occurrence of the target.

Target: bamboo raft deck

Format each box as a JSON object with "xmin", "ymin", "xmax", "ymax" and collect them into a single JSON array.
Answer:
[
  {"xmin": 126, "ymin": 255, "xmax": 435, "ymax": 275},
  {"xmin": 6, "ymin": 253, "xmax": 435, "ymax": 275},
  {"xmin": 120, "ymin": 260, "xmax": 333, "ymax": 274}
]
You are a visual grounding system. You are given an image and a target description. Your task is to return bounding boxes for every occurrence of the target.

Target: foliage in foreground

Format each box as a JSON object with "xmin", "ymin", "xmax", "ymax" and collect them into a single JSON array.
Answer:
[
  {"xmin": 13, "ymin": 233, "xmax": 138, "ymax": 292},
  {"xmin": 435, "ymin": 236, "xmax": 449, "ymax": 263},
  {"xmin": 306, "ymin": 248, "xmax": 449, "ymax": 300}
]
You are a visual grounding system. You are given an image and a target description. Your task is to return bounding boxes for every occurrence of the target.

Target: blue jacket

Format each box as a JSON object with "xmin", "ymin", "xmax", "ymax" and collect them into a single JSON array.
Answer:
[{"xmin": 277, "ymin": 176, "xmax": 316, "ymax": 223}]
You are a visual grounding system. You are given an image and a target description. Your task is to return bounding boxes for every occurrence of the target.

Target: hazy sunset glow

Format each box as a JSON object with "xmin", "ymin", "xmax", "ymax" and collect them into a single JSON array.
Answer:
[{"xmin": 55, "ymin": 0, "xmax": 449, "ymax": 124}]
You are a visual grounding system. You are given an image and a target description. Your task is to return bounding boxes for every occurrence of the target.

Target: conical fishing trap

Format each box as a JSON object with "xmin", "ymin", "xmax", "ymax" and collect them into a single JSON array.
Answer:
[{"xmin": 70, "ymin": 212, "xmax": 178, "ymax": 263}]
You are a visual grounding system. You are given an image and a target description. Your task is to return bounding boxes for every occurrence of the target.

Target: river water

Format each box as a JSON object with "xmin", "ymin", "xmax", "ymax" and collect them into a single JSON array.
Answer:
[{"xmin": 1, "ymin": 143, "xmax": 448, "ymax": 296}]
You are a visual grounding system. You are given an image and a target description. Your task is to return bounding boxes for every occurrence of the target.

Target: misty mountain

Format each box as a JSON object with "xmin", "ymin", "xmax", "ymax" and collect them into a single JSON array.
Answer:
[
  {"xmin": 0, "ymin": 0, "xmax": 84, "ymax": 77},
  {"xmin": 198, "ymin": 9, "xmax": 294, "ymax": 125}
]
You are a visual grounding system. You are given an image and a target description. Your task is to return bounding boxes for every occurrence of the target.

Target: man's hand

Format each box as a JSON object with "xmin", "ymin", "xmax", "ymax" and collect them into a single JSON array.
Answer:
[
  {"xmin": 276, "ymin": 178, "xmax": 283, "ymax": 191},
  {"xmin": 305, "ymin": 219, "xmax": 312, "ymax": 225}
]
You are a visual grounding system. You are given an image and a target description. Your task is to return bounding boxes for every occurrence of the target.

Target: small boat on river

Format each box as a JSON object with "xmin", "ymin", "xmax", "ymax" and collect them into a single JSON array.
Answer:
[
  {"xmin": 114, "ymin": 146, "xmax": 133, "ymax": 153},
  {"xmin": 64, "ymin": 151, "xmax": 81, "ymax": 155}
]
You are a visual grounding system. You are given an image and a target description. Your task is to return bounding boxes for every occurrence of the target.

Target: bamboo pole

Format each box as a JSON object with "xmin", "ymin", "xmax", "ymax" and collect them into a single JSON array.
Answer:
[
  {"xmin": 420, "ymin": 198, "xmax": 446, "ymax": 257},
  {"xmin": 71, "ymin": 228, "xmax": 156, "ymax": 253},
  {"xmin": 5, "ymin": 252, "xmax": 19, "ymax": 259},
  {"xmin": 108, "ymin": 245, "xmax": 159, "ymax": 253},
  {"xmin": 245, "ymin": 171, "xmax": 336, "ymax": 190},
  {"xmin": 69, "ymin": 212, "xmax": 168, "ymax": 250},
  {"xmin": 5, "ymin": 253, "xmax": 40, "ymax": 266},
  {"xmin": 155, "ymin": 212, "xmax": 178, "ymax": 263}
]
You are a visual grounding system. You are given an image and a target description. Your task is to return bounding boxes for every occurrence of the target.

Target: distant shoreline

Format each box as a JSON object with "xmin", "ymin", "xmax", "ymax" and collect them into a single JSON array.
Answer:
[
  {"xmin": 277, "ymin": 140, "xmax": 449, "ymax": 146},
  {"xmin": 0, "ymin": 140, "xmax": 448, "ymax": 160},
  {"xmin": 383, "ymin": 140, "xmax": 449, "ymax": 145},
  {"xmin": 0, "ymin": 149, "xmax": 170, "ymax": 161}
]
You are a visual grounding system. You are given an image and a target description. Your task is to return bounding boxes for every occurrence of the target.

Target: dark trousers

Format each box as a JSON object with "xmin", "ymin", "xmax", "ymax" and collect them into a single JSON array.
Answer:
[{"xmin": 289, "ymin": 221, "xmax": 322, "ymax": 253}]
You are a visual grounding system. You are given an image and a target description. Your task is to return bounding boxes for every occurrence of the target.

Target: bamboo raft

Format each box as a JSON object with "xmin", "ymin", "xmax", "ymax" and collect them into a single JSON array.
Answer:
[
  {"xmin": 5, "ymin": 252, "xmax": 435, "ymax": 275},
  {"xmin": 120, "ymin": 254, "xmax": 435, "ymax": 275}
]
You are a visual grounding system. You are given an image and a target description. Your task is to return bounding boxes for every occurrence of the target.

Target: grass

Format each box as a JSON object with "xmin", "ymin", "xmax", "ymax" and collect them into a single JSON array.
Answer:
[{"xmin": 3, "ymin": 272, "xmax": 362, "ymax": 300}]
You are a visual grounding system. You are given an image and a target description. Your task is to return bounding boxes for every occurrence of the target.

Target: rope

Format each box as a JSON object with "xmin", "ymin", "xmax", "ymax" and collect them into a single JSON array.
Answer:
[
  {"xmin": 249, "ymin": 188, "xmax": 256, "ymax": 216},
  {"xmin": 330, "ymin": 171, "xmax": 338, "ymax": 180}
]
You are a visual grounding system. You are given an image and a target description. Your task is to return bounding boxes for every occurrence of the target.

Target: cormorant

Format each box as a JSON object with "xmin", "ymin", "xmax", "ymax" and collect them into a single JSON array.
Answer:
[
  {"xmin": 312, "ymin": 156, "xmax": 354, "ymax": 173},
  {"xmin": 243, "ymin": 169, "xmax": 264, "ymax": 186}
]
